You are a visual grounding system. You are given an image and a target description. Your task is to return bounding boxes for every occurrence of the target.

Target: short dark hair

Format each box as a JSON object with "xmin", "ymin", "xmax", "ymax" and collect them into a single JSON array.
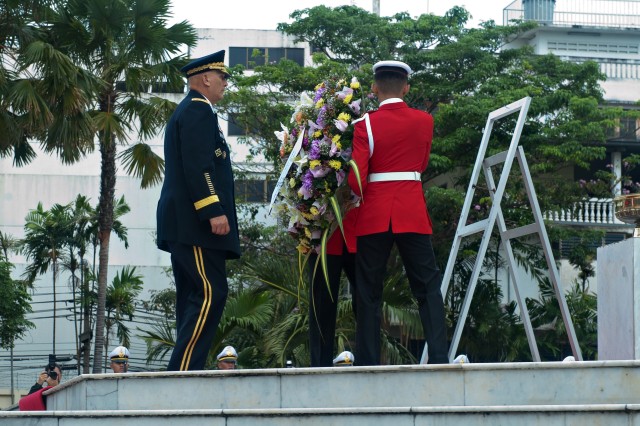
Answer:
[
  {"xmin": 374, "ymin": 70, "xmax": 408, "ymax": 95},
  {"xmin": 45, "ymin": 362, "xmax": 61, "ymax": 372}
]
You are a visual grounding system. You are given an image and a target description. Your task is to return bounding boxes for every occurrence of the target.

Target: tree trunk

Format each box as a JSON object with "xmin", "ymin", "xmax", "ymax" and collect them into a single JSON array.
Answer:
[
  {"xmin": 82, "ymin": 268, "xmax": 91, "ymax": 374},
  {"xmin": 52, "ymin": 259, "xmax": 57, "ymax": 355},
  {"xmin": 92, "ymin": 123, "xmax": 116, "ymax": 373}
]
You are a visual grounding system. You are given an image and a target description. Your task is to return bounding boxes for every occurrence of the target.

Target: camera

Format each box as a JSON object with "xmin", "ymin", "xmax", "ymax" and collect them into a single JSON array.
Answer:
[{"xmin": 46, "ymin": 363, "xmax": 58, "ymax": 380}]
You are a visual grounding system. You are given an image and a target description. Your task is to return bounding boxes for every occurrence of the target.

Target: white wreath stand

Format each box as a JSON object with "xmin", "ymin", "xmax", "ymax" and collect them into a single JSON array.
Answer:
[{"xmin": 420, "ymin": 97, "xmax": 583, "ymax": 363}]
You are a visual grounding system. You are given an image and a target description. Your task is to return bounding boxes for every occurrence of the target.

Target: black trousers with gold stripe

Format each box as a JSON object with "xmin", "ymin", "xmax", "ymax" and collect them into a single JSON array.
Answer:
[{"xmin": 167, "ymin": 242, "xmax": 228, "ymax": 371}]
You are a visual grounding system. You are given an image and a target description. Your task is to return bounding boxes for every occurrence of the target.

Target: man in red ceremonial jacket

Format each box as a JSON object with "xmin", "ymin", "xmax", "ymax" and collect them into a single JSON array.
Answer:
[{"xmin": 347, "ymin": 60, "xmax": 448, "ymax": 365}]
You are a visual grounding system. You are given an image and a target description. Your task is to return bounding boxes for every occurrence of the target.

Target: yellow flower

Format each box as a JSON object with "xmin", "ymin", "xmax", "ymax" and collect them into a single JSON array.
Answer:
[
  {"xmin": 310, "ymin": 206, "xmax": 319, "ymax": 216},
  {"xmin": 314, "ymin": 130, "xmax": 322, "ymax": 138},
  {"xmin": 337, "ymin": 112, "xmax": 351, "ymax": 122},
  {"xmin": 350, "ymin": 80, "xmax": 360, "ymax": 90},
  {"xmin": 336, "ymin": 142, "xmax": 342, "ymax": 149},
  {"xmin": 329, "ymin": 160, "xmax": 341, "ymax": 170},
  {"xmin": 332, "ymin": 134, "xmax": 341, "ymax": 143},
  {"xmin": 310, "ymin": 159, "xmax": 321, "ymax": 169},
  {"xmin": 289, "ymin": 178, "xmax": 296, "ymax": 188},
  {"xmin": 343, "ymin": 94, "xmax": 353, "ymax": 104},
  {"xmin": 315, "ymin": 98, "xmax": 324, "ymax": 108},
  {"xmin": 305, "ymin": 228, "xmax": 312, "ymax": 238},
  {"xmin": 302, "ymin": 212, "xmax": 314, "ymax": 220}
]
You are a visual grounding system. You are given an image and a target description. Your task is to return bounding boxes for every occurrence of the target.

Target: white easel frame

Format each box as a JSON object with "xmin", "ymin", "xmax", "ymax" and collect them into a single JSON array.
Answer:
[{"xmin": 420, "ymin": 97, "xmax": 583, "ymax": 363}]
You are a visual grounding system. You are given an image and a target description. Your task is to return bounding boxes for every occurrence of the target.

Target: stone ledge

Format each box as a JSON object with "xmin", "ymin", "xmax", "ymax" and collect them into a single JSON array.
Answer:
[{"xmin": 2, "ymin": 403, "xmax": 640, "ymax": 418}]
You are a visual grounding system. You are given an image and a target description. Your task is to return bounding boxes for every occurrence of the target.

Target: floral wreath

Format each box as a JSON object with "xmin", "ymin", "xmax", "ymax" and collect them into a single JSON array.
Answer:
[{"xmin": 271, "ymin": 76, "xmax": 373, "ymax": 262}]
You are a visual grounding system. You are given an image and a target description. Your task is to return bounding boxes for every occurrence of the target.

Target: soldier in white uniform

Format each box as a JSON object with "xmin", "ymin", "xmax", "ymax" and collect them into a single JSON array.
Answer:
[
  {"xmin": 216, "ymin": 345, "xmax": 238, "ymax": 370},
  {"xmin": 109, "ymin": 346, "xmax": 130, "ymax": 373}
]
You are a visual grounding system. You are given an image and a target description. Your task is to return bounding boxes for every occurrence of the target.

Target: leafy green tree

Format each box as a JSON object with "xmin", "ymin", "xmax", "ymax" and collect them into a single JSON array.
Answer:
[
  {"xmin": 0, "ymin": 260, "xmax": 34, "ymax": 350},
  {"xmin": 8, "ymin": 0, "xmax": 196, "ymax": 373},
  {"xmin": 20, "ymin": 202, "xmax": 73, "ymax": 354},
  {"xmin": 218, "ymin": 5, "xmax": 618, "ymax": 361}
]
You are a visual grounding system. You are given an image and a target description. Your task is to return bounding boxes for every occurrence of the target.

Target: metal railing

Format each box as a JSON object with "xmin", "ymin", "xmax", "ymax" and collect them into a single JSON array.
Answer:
[
  {"xmin": 543, "ymin": 197, "xmax": 625, "ymax": 224},
  {"xmin": 554, "ymin": 56, "xmax": 640, "ymax": 80},
  {"xmin": 504, "ymin": 0, "xmax": 640, "ymax": 29}
]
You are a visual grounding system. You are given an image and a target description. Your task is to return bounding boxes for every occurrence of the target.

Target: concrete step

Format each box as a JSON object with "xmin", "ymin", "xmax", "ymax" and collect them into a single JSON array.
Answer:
[
  {"xmin": 2, "ymin": 404, "xmax": 640, "ymax": 426},
  {"xmin": 43, "ymin": 360, "xmax": 640, "ymax": 411}
]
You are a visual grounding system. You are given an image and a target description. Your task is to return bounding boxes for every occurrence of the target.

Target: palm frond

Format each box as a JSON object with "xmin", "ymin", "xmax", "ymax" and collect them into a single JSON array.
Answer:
[{"xmin": 118, "ymin": 142, "xmax": 165, "ymax": 188}]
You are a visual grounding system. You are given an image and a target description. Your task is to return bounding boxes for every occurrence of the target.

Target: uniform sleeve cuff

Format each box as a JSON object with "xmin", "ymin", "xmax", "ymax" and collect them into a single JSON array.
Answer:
[
  {"xmin": 196, "ymin": 202, "xmax": 225, "ymax": 222},
  {"xmin": 194, "ymin": 195, "xmax": 220, "ymax": 210}
]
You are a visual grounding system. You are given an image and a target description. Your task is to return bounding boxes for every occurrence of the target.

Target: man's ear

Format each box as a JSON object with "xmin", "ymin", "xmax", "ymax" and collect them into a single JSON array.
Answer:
[
  {"xmin": 201, "ymin": 73, "xmax": 211, "ymax": 87},
  {"xmin": 371, "ymin": 82, "xmax": 378, "ymax": 95},
  {"xmin": 402, "ymin": 84, "xmax": 410, "ymax": 97}
]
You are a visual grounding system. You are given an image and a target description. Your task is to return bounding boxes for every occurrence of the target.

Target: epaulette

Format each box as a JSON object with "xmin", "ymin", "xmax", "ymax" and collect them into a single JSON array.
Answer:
[
  {"xmin": 351, "ymin": 113, "xmax": 369, "ymax": 125},
  {"xmin": 192, "ymin": 97, "xmax": 211, "ymax": 105}
]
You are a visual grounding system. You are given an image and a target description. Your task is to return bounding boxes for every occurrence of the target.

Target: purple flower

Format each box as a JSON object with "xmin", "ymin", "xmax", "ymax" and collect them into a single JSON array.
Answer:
[
  {"xmin": 336, "ymin": 169, "xmax": 346, "ymax": 186},
  {"xmin": 474, "ymin": 205, "xmax": 481, "ymax": 211},
  {"xmin": 312, "ymin": 201, "xmax": 326, "ymax": 215},
  {"xmin": 330, "ymin": 142, "xmax": 340, "ymax": 157},
  {"xmin": 336, "ymin": 86, "xmax": 353, "ymax": 100},
  {"xmin": 310, "ymin": 166, "xmax": 331, "ymax": 178},
  {"xmin": 307, "ymin": 120, "xmax": 323, "ymax": 136},
  {"xmin": 316, "ymin": 105, "xmax": 328, "ymax": 127},
  {"xmin": 340, "ymin": 147, "xmax": 352, "ymax": 160},
  {"xmin": 299, "ymin": 171, "xmax": 314, "ymax": 199},
  {"xmin": 349, "ymin": 99, "xmax": 361, "ymax": 115},
  {"xmin": 334, "ymin": 119, "xmax": 348, "ymax": 132},
  {"xmin": 309, "ymin": 140, "xmax": 321, "ymax": 160},
  {"xmin": 313, "ymin": 86, "xmax": 326, "ymax": 102}
]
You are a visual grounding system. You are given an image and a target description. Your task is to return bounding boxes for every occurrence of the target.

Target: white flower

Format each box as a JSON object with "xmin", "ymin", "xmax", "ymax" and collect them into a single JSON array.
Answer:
[
  {"xmin": 274, "ymin": 123, "xmax": 289, "ymax": 143},
  {"xmin": 291, "ymin": 92, "xmax": 314, "ymax": 123}
]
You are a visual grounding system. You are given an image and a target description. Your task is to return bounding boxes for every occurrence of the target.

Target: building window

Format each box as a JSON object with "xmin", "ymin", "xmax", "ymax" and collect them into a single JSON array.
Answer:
[
  {"xmin": 619, "ymin": 116, "xmax": 639, "ymax": 141},
  {"xmin": 548, "ymin": 41, "xmax": 639, "ymax": 55},
  {"xmin": 235, "ymin": 179, "xmax": 276, "ymax": 203},
  {"xmin": 114, "ymin": 81, "xmax": 185, "ymax": 94},
  {"xmin": 229, "ymin": 47, "xmax": 305, "ymax": 69},
  {"xmin": 150, "ymin": 82, "xmax": 185, "ymax": 94},
  {"xmin": 227, "ymin": 113, "xmax": 246, "ymax": 136}
]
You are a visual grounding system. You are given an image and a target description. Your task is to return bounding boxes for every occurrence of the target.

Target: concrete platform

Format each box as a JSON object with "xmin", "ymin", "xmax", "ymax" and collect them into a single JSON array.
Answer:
[
  {"xmin": 1, "ymin": 405, "xmax": 639, "ymax": 426},
  {"xmin": 3, "ymin": 361, "xmax": 640, "ymax": 425},
  {"xmin": 44, "ymin": 360, "xmax": 640, "ymax": 411}
]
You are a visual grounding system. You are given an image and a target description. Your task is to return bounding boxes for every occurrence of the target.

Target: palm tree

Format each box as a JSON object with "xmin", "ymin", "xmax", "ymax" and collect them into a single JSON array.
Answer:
[
  {"xmin": 104, "ymin": 266, "xmax": 143, "ymax": 371},
  {"xmin": 20, "ymin": 202, "xmax": 74, "ymax": 354},
  {"xmin": 10, "ymin": 0, "xmax": 196, "ymax": 372},
  {"xmin": 0, "ymin": 230, "xmax": 20, "ymax": 261},
  {"xmin": 58, "ymin": 194, "xmax": 94, "ymax": 374}
]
